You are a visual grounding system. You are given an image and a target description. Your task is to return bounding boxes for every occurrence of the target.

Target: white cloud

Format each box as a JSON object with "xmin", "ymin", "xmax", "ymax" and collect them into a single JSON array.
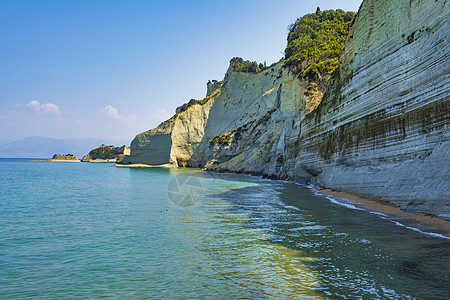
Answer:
[
  {"xmin": 102, "ymin": 105, "xmax": 136, "ymax": 122},
  {"xmin": 103, "ymin": 105, "xmax": 125, "ymax": 120},
  {"xmin": 26, "ymin": 100, "xmax": 60, "ymax": 114}
]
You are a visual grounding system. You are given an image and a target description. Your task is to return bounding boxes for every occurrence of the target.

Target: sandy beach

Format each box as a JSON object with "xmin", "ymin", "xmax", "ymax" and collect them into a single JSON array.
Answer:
[{"xmin": 319, "ymin": 189, "xmax": 450, "ymax": 237}]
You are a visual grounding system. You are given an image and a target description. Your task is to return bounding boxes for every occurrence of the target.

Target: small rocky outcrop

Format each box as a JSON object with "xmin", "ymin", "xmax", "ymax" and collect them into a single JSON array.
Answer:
[
  {"xmin": 82, "ymin": 144, "xmax": 130, "ymax": 162},
  {"xmin": 206, "ymin": 80, "xmax": 221, "ymax": 97},
  {"xmin": 48, "ymin": 154, "xmax": 80, "ymax": 161}
]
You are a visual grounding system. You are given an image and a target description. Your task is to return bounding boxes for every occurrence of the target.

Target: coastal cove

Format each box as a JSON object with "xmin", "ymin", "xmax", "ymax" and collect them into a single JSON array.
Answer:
[
  {"xmin": 117, "ymin": 0, "xmax": 450, "ymax": 222},
  {"xmin": 1, "ymin": 0, "xmax": 448, "ymax": 298},
  {"xmin": 2, "ymin": 159, "xmax": 448, "ymax": 299}
]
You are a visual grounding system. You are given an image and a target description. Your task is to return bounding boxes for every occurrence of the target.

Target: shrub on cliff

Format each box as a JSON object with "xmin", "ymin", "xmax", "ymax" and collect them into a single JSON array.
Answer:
[
  {"xmin": 88, "ymin": 144, "xmax": 126, "ymax": 159},
  {"xmin": 284, "ymin": 8, "xmax": 355, "ymax": 79},
  {"xmin": 230, "ymin": 57, "xmax": 267, "ymax": 73},
  {"xmin": 210, "ymin": 133, "xmax": 232, "ymax": 147},
  {"xmin": 209, "ymin": 129, "xmax": 239, "ymax": 147}
]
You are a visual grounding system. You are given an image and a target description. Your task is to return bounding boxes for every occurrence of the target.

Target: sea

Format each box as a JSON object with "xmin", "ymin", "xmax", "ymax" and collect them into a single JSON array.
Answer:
[{"xmin": 0, "ymin": 158, "xmax": 449, "ymax": 299}]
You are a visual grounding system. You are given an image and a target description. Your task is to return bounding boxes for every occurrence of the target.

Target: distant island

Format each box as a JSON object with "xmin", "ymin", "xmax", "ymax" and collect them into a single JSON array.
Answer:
[
  {"xmin": 47, "ymin": 154, "xmax": 80, "ymax": 162},
  {"xmin": 0, "ymin": 136, "xmax": 131, "ymax": 159},
  {"xmin": 82, "ymin": 144, "xmax": 130, "ymax": 162}
]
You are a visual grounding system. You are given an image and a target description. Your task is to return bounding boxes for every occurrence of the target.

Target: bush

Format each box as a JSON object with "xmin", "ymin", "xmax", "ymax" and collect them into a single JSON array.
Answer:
[
  {"xmin": 230, "ymin": 57, "xmax": 268, "ymax": 73},
  {"xmin": 89, "ymin": 145, "xmax": 125, "ymax": 159},
  {"xmin": 284, "ymin": 8, "xmax": 355, "ymax": 79},
  {"xmin": 209, "ymin": 129, "xmax": 239, "ymax": 147},
  {"xmin": 209, "ymin": 133, "xmax": 232, "ymax": 146}
]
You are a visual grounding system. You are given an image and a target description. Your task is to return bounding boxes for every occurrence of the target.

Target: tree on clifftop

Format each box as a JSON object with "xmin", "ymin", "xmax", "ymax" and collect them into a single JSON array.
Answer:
[
  {"xmin": 284, "ymin": 8, "xmax": 355, "ymax": 80},
  {"xmin": 284, "ymin": 8, "xmax": 355, "ymax": 112}
]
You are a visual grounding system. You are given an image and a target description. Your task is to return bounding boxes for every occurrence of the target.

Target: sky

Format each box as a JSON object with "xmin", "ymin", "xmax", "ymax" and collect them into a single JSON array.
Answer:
[{"xmin": 0, "ymin": 0, "xmax": 363, "ymax": 143}]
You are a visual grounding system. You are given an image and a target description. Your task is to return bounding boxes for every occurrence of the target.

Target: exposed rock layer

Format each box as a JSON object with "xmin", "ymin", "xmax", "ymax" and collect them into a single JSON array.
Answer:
[{"xmin": 118, "ymin": 0, "xmax": 450, "ymax": 220}]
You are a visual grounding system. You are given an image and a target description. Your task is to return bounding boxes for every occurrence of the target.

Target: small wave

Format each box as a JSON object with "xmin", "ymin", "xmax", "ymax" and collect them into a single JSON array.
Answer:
[
  {"xmin": 325, "ymin": 195, "xmax": 366, "ymax": 211},
  {"xmin": 315, "ymin": 191, "xmax": 366, "ymax": 212},
  {"xmin": 287, "ymin": 225, "xmax": 327, "ymax": 231},
  {"xmin": 368, "ymin": 210, "xmax": 388, "ymax": 217},
  {"xmin": 392, "ymin": 221, "xmax": 450, "ymax": 240},
  {"xmin": 283, "ymin": 205, "xmax": 301, "ymax": 211},
  {"xmin": 312, "ymin": 188, "xmax": 450, "ymax": 241}
]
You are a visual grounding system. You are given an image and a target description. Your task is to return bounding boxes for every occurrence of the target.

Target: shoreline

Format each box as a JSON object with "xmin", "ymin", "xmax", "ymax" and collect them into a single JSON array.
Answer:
[
  {"xmin": 318, "ymin": 188, "xmax": 450, "ymax": 238},
  {"xmin": 206, "ymin": 168, "xmax": 450, "ymax": 238},
  {"xmin": 82, "ymin": 159, "xmax": 116, "ymax": 163},
  {"xmin": 114, "ymin": 163, "xmax": 177, "ymax": 168}
]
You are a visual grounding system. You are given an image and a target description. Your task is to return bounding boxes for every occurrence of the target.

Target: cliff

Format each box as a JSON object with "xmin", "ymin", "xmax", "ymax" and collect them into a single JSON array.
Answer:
[
  {"xmin": 82, "ymin": 144, "xmax": 130, "ymax": 162},
  {"xmin": 117, "ymin": 0, "xmax": 449, "ymax": 220}
]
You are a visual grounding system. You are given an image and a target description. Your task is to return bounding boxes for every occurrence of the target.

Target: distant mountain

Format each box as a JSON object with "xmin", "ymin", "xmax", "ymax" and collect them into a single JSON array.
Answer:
[
  {"xmin": 0, "ymin": 139, "xmax": 11, "ymax": 148},
  {"xmin": 0, "ymin": 137, "xmax": 130, "ymax": 159}
]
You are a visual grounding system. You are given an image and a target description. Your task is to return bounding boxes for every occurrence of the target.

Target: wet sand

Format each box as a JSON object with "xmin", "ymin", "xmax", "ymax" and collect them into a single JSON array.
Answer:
[{"xmin": 319, "ymin": 189, "xmax": 450, "ymax": 237}]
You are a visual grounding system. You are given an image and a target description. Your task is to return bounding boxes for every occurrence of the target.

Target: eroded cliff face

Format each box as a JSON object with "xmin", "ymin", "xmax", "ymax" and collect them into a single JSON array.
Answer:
[
  {"xmin": 118, "ymin": 63, "xmax": 286, "ymax": 167},
  {"xmin": 296, "ymin": 0, "xmax": 450, "ymax": 219},
  {"xmin": 118, "ymin": 0, "xmax": 449, "ymax": 220}
]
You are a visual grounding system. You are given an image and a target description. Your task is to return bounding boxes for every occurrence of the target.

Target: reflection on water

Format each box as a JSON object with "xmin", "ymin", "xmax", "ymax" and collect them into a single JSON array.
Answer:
[
  {"xmin": 168, "ymin": 193, "xmax": 321, "ymax": 299},
  {"xmin": 188, "ymin": 171, "xmax": 450, "ymax": 299}
]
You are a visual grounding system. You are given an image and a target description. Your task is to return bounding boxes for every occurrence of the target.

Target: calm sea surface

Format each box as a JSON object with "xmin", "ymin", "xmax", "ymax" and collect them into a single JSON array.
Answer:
[{"xmin": 0, "ymin": 159, "xmax": 448, "ymax": 299}]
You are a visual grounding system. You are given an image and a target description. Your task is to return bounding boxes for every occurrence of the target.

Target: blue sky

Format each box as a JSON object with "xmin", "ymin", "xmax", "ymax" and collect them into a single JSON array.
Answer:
[{"xmin": 0, "ymin": 0, "xmax": 362, "ymax": 143}]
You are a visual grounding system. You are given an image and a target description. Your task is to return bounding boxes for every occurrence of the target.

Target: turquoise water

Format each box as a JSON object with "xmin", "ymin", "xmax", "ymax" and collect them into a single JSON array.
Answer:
[{"xmin": 0, "ymin": 159, "xmax": 448, "ymax": 299}]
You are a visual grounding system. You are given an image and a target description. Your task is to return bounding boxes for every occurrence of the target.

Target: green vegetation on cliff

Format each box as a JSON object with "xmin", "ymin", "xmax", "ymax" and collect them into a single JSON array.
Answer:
[
  {"xmin": 87, "ymin": 144, "xmax": 128, "ymax": 160},
  {"xmin": 230, "ymin": 57, "xmax": 268, "ymax": 73},
  {"xmin": 175, "ymin": 88, "xmax": 222, "ymax": 114},
  {"xmin": 209, "ymin": 129, "xmax": 238, "ymax": 147},
  {"xmin": 284, "ymin": 8, "xmax": 355, "ymax": 80},
  {"xmin": 50, "ymin": 154, "xmax": 79, "ymax": 161},
  {"xmin": 229, "ymin": 8, "xmax": 354, "ymax": 80}
]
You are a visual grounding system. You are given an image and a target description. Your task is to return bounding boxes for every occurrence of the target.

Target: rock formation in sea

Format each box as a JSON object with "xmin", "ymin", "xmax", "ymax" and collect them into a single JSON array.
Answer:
[
  {"xmin": 82, "ymin": 144, "xmax": 130, "ymax": 162},
  {"xmin": 117, "ymin": 0, "xmax": 449, "ymax": 220},
  {"xmin": 48, "ymin": 154, "xmax": 80, "ymax": 161}
]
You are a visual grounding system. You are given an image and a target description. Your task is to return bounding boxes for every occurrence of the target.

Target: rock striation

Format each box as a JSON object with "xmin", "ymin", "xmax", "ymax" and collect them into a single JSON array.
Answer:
[{"xmin": 117, "ymin": 0, "xmax": 449, "ymax": 220}]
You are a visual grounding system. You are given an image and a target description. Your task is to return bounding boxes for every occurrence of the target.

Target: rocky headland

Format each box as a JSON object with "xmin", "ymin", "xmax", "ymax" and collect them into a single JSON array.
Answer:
[
  {"xmin": 82, "ymin": 144, "xmax": 130, "ymax": 162},
  {"xmin": 117, "ymin": 0, "xmax": 449, "ymax": 221},
  {"xmin": 47, "ymin": 154, "xmax": 80, "ymax": 162}
]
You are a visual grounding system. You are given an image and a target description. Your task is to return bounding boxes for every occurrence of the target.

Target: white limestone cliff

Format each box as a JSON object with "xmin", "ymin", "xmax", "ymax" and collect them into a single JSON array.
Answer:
[{"xmin": 118, "ymin": 0, "xmax": 449, "ymax": 220}]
